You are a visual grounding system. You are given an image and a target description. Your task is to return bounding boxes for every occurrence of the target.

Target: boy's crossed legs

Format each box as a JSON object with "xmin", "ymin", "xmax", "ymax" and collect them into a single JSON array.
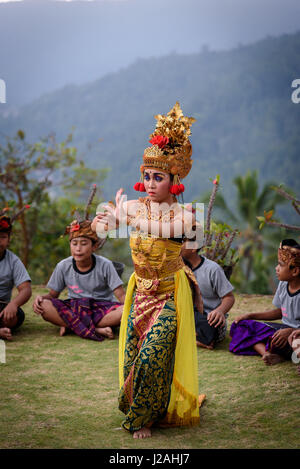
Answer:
[{"xmin": 40, "ymin": 299, "xmax": 122, "ymax": 339}]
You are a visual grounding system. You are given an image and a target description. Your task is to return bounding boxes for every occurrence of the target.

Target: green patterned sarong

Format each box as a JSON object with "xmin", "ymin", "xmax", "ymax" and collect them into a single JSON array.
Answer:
[{"xmin": 118, "ymin": 293, "xmax": 177, "ymax": 432}]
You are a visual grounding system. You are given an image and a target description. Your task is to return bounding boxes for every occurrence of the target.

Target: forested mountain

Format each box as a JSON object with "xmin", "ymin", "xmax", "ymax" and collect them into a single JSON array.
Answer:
[{"xmin": 1, "ymin": 30, "xmax": 300, "ymax": 207}]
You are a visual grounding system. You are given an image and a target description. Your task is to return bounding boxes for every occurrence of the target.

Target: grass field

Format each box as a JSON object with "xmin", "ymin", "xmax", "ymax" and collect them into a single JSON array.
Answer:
[{"xmin": 0, "ymin": 286, "xmax": 299, "ymax": 449}]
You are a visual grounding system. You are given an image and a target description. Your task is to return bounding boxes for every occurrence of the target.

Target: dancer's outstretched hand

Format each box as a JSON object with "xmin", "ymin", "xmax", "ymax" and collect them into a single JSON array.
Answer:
[{"xmin": 114, "ymin": 188, "xmax": 129, "ymax": 225}]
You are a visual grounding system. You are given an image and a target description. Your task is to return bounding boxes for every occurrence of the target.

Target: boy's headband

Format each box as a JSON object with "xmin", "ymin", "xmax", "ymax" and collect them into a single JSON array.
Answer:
[
  {"xmin": 278, "ymin": 242, "xmax": 300, "ymax": 268},
  {"xmin": 0, "ymin": 205, "xmax": 30, "ymax": 233},
  {"xmin": 65, "ymin": 219, "xmax": 99, "ymax": 244}
]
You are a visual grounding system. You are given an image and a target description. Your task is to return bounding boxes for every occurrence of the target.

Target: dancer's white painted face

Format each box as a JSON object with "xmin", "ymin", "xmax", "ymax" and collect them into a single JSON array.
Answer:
[{"xmin": 143, "ymin": 169, "xmax": 173, "ymax": 203}]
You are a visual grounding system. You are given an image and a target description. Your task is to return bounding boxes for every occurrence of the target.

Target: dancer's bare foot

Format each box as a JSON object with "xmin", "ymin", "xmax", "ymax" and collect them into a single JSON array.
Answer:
[
  {"xmin": 95, "ymin": 326, "xmax": 114, "ymax": 339},
  {"xmin": 59, "ymin": 326, "xmax": 68, "ymax": 337},
  {"xmin": 0, "ymin": 327, "xmax": 12, "ymax": 340},
  {"xmin": 262, "ymin": 352, "xmax": 284, "ymax": 366},
  {"xmin": 133, "ymin": 427, "xmax": 152, "ymax": 439}
]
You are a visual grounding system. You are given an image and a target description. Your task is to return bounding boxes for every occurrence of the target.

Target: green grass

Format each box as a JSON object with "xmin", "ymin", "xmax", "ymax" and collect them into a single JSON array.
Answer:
[{"xmin": 0, "ymin": 287, "xmax": 299, "ymax": 449}]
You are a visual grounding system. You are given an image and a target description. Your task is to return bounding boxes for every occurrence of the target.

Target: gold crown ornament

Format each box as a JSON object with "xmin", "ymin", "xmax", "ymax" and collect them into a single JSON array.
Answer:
[{"xmin": 134, "ymin": 102, "xmax": 196, "ymax": 195}]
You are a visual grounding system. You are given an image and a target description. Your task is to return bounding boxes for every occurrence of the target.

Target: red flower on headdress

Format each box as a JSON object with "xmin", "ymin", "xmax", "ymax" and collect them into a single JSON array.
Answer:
[
  {"xmin": 0, "ymin": 219, "xmax": 10, "ymax": 229},
  {"xmin": 70, "ymin": 223, "xmax": 80, "ymax": 232},
  {"xmin": 149, "ymin": 135, "xmax": 169, "ymax": 149}
]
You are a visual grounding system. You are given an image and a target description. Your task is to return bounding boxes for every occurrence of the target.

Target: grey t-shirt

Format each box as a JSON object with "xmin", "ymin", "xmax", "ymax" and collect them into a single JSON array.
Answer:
[
  {"xmin": 0, "ymin": 249, "xmax": 31, "ymax": 302},
  {"xmin": 192, "ymin": 256, "xmax": 234, "ymax": 315},
  {"xmin": 272, "ymin": 281, "xmax": 300, "ymax": 329},
  {"xmin": 47, "ymin": 254, "xmax": 123, "ymax": 301}
]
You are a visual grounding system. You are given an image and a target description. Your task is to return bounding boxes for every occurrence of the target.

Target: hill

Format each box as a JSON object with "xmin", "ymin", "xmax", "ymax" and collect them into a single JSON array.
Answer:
[{"xmin": 1, "ymin": 31, "xmax": 300, "ymax": 208}]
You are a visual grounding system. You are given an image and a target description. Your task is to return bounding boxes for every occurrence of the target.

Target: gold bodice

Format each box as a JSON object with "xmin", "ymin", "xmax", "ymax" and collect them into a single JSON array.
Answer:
[{"xmin": 130, "ymin": 232, "xmax": 184, "ymax": 294}]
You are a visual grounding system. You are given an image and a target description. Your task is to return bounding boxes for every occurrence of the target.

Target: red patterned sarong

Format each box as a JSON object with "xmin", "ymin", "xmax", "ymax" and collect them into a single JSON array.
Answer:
[{"xmin": 50, "ymin": 297, "xmax": 121, "ymax": 341}]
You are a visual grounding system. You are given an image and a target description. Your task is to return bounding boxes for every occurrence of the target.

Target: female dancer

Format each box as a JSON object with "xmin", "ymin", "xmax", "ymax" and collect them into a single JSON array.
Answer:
[{"xmin": 92, "ymin": 102, "xmax": 205, "ymax": 438}]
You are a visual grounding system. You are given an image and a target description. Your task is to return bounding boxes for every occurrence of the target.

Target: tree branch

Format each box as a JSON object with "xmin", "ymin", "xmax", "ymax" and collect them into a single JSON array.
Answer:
[
  {"xmin": 265, "ymin": 220, "xmax": 300, "ymax": 232},
  {"xmin": 272, "ymin": 186, "xmax": 300, "ymax": 205},
  {"xmin": 205, "ymin": 181, "xmax": 219, "ymax": 245},
  {"xmin": 292, "ymin": 201, "xmax": 300, "ymax": 216}
]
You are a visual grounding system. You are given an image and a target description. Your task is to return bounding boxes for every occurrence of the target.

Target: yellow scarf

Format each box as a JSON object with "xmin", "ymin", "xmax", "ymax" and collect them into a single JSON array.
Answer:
[{"xmin": 119, "ymin": 236, "xmax": 203, "ymax": 426}]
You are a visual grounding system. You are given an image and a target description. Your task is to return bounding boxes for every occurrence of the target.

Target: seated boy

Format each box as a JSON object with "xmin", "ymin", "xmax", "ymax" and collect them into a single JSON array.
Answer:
[
  {"xmin": 181, "ymin": 241, "xmax": 235, "ymax": 349},
  {"xmin": 229, "ymin": 239, "xmax": 300, "ymax": 365},
  {"xmin": 0, "ymin": 212, "xmax": 32, "ymax": 340},
  {"xmin": 33, "ymin": 218, "xmax": 126, "ymax": 341}
]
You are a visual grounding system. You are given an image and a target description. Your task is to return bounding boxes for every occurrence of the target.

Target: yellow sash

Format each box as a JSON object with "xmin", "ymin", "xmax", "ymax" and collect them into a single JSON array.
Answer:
[{"xmin": 119, "ymin": 268, "xmax": 201, "ymax": 427}]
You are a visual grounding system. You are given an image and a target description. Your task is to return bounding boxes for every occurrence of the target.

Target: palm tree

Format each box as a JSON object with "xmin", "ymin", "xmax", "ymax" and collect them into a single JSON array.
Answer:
[{"xmin": 201, "ymin": 170, "xmax": 287, "ymax": 293}]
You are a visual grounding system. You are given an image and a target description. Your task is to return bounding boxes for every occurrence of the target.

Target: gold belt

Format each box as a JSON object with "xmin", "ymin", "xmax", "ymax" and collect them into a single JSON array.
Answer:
[
  {"xmin": 133, "ymin": 257, "xmax": 184, "ymax": 280},
  {"xmin": 134, "ymin": 257, "xmax": 184, "ymax": 294},
  {"xmin": 135, "ymin": 274, "xmax": 175, "ymax": 294}
]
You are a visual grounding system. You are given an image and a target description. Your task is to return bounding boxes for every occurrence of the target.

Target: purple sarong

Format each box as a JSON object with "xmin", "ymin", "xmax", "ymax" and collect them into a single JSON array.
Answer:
[
  {"xmin": 229, "ymin": 319, "xmax": 292, "ymax": 358},
  {"xmin": 50, "ymin": 297, "xmax": 121, "ymax": 341}
]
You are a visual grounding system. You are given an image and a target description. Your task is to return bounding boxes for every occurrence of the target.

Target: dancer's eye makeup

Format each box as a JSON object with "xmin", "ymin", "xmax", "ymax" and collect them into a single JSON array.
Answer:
[{"xmin": 144, "ymin": 172, "xmax": 165, "ymax": 182}]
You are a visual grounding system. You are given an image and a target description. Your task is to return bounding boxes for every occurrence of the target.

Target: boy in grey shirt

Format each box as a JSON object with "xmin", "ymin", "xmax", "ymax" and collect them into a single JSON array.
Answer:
[
  {"xmin": 33, "ymin": 217, "xmax": 126, "ymax": 341},
  {"xmin": 47, "ymin": 255, "xmax": 122, "ymax": 303},
  {"xmin": 230, "ymin": 239, "xmax": 300, "ymax": 366},
  {"xmin": 181, "ymin": 242, "xmax": 235, "ymax": 349},
  {"xmin": 0, "ymin": 211, "xmax": 31, "ymax": 340}
]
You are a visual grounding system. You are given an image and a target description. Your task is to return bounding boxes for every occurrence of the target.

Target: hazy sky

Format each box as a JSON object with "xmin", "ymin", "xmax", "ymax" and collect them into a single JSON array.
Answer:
[{"xmin": 1, "ymin": 0, "xmax": 300, "ymax": 105}]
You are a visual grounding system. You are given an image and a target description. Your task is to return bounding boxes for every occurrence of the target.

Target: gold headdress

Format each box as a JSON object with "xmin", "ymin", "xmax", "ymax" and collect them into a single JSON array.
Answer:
[
  {"xmin": 134, "ymin": 102, "xmax": 196, "ymax": 195},
  {"xmin": 278, "ymin": 241, "xmax": 300, "ymax": 268},
  {"xmin": 0, "ymin": 205, "xmax": 30, "ymax": 234},
  {"xmin": 64, "ymin": 185, "xmax": 100, "ymax": 245}
]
